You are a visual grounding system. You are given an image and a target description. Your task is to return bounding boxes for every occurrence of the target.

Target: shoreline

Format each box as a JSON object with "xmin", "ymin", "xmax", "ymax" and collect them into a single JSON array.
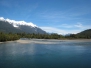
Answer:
[{"xmin": 0, "ymin": 39, "xmax": 91, "ymax": 44}]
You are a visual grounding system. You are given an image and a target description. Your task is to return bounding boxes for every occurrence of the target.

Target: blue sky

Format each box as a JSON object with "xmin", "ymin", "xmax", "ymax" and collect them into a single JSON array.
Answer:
[{"xmin": 0, "ymin": 0, "xmax": 91, "ymax": 34}]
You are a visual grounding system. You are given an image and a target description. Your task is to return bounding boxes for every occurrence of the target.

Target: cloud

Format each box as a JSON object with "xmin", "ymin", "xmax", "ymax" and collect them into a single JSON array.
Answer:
[
  {"xmin": 40, "ymin": 22, "xmax": 91, "ymax": 34},
  {"xmin": 57, "ymin": 23, "xmax": 85, "ymax": 29},
  {"xmin": 0, "ymin": 17, "xmax": 37, "ymax": 27},
  {"xmin": 40, "ymin": 27, "xmax": 82, "ymax": 35},
  {"xmin": 74, "ymin": 22, "xmax": 91, "ymax": 29},
  {"xmin": 0, "ymin": 17, "xmax": 4, "ymax": 20},
  {"xmin": 40, "ymin": 27, "xmax": 66, "ymax": 34},
  {"xmin": 75, "ymin": 23, "xmax": 83, "ymax": 28},
  {"xmin": 58, "ymin": 24, "xmax": 73, "ymax": 28}
]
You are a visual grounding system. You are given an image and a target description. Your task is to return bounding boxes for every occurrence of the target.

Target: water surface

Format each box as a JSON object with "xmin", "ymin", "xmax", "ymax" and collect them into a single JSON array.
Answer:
[{"xmin": 0, "ymin": 39, "xmax": 91, "ymax": 68}]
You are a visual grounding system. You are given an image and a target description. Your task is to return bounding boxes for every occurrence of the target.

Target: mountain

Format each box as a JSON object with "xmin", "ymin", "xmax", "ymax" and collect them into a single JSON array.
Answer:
[
  {"xmin": 0, "ymin": 17, "xmax": 46, "ymax": 34},
  {"xmin": 76, "ymin": 29, "xmax": 91, "ymax": 38},
  {"xmin": 65, "ymin": 29, "xmax": 91, "ymax": 39},
  {"xmin": 77, "ymin": 29, "xmax": 91, "ymax": 36}
]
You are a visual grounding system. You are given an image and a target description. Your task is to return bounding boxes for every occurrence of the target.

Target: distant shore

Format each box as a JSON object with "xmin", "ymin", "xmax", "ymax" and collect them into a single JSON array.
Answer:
[
  {"xmin": 0, "ymin": 39, "xmax": 91, "ymax": 44},
  {"xmin": 16, "ymin": 39, "xmax": 91, "ymax": 44}
]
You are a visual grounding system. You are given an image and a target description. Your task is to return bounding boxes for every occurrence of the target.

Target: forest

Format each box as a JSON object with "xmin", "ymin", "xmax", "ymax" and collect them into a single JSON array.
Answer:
[
  {"xmin": 0, "ymin": 32, "xmax": 64, "ymax": 42},
  {"xmin": 0, "ymin": 29, "xmax": 91, "ymax": 42},
  {"xmin": 0, "ymin": 32, "xmax": 20, "ymax": 42}
]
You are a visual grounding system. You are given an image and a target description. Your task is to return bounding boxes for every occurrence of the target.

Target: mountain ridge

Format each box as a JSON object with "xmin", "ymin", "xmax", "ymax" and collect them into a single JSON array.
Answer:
[{"xmin": 0, "ymin": 17, "xmax": 46, "ymax": 34}]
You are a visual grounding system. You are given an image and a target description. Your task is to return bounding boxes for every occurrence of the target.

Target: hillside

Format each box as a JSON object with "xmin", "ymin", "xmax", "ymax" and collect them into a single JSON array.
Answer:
[
  {"xmin": 0, "ymin": 18, "xmax": 46, "ymax": 34},
  {"xmin": 0, "ymin": 21, "xmax": 22, "ymax": 33},
  {"xmin": 76, "ymin": 29, "xmax": 91, "ymax": 38}
]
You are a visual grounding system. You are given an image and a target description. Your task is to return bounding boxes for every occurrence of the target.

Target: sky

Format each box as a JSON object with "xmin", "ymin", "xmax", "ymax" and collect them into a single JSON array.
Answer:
[{"xmin": 0, "ymin": 0, "xmax": 91, "ymax": 34}]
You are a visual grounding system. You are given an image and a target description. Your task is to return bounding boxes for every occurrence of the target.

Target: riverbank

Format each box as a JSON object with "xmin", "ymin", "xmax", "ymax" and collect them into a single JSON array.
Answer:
[
  {"xmin": 0, "ymin": 39, "xmax": 91, "ymax": 44},
  {"xmin": 16, "ymin": 39, "xmax": 60, "ymax": 44},
  {"xmin": 15, "ymin": 39, "xmax": 91, "ymax": 44}
]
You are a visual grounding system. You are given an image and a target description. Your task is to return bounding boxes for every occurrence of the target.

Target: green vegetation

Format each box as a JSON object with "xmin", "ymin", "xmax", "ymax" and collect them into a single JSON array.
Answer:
[
  {"xmin": 65, "ymin": 29, "xmax": 91, "ymax": 39},
  {"xmin": 17, "ymin": 33, "xmax": 64, "ymax": 39},
  {"xmin": 0, "ymin": 29, "xmax": 91, "ymax": 42},
  {"xmin": 0, "ymin": 32, "xmax": 20, "ymax": 42},
  {"xmin": 0, "ymin": 32, "xmax": 64, "ymax": 42}
]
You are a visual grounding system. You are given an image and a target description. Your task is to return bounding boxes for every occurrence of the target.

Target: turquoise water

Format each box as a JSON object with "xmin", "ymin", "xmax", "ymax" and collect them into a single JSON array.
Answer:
[{"xmin": 0, "ymin": 40, "xmax": 91, "ymax": 68}]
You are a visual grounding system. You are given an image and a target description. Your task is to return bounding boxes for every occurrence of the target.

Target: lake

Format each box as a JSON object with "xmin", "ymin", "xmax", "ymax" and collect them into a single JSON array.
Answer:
[{"xmin": 0, "ymin": 39, "xmax": 91, "ymax": 68}]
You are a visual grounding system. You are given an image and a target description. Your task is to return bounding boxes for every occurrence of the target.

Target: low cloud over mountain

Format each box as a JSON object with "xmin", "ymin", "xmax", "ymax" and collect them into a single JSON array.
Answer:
[{"xmin": 0, "ymin": 17, "xmax": 46, "ymax": 34}]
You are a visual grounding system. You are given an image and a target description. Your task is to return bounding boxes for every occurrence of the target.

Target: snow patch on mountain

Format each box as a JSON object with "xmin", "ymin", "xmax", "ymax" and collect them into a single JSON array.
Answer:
[{"xmin": 0, "ymin": 17, "xmax": 37, "ymax": 28}]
